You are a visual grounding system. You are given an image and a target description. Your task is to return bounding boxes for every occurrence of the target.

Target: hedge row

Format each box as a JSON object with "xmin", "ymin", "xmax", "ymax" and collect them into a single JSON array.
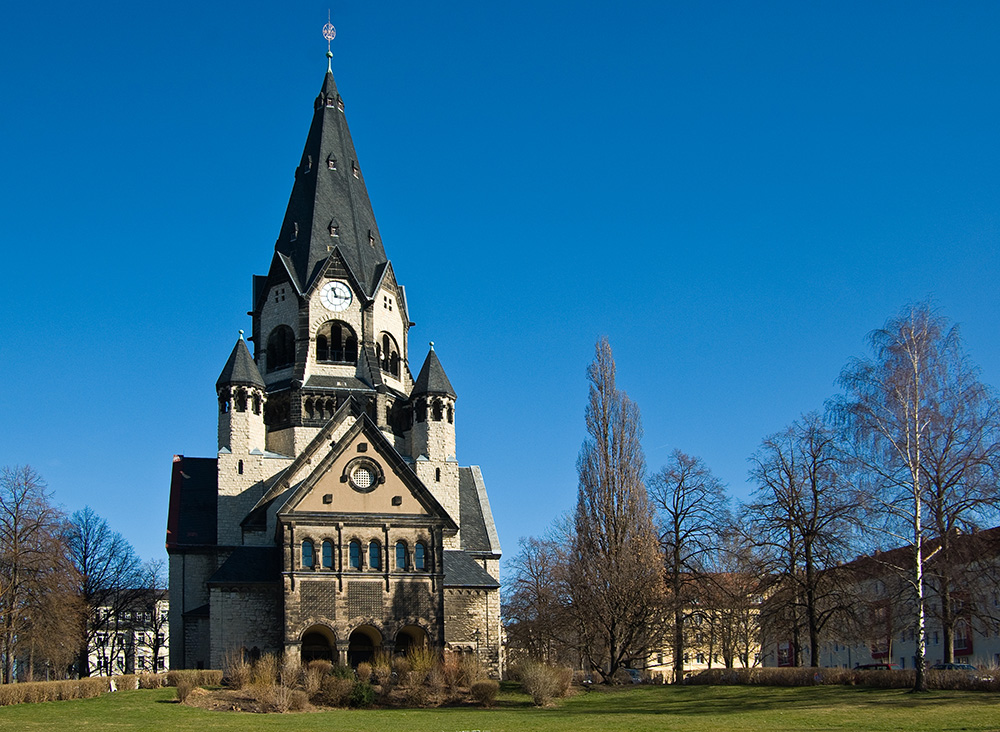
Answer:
[
  {"xmin": 0, "ymin": 669, "xmax": 223, "ymax": 707},
  {"xmin": 686, "ymin": 666, "xmax": 1000, "ymax": 691}
]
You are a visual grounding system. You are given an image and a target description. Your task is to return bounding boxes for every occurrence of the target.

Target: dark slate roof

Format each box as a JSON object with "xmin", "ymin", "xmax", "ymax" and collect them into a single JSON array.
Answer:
[
  {"xmin": 412, "ymin": 347, "xmax": 456, "ymax": 398},
  {"xmin": 207, "ymin": 547, "xmax": 282, "ymax": 586},
  {"xmin": 216, "ymin": 337, "xmax": 264, "ymax": 389},
  {"xmin": 273, "ymin": 70, "xmax": 388, "ymax": 296},
  {"xmin": 459, "ymin": 468, "xmax": 490, "ymax": 552},
  {"xmin": 183, "ymin": 603, "xmax": 210, "ymax": 618},
  {"xmin": 443, "ymin": 550, "xmax": 500, "ymax": 589},
  {"xmin": 166, "ymin": 456, "xmax": 218, "ymax": 549},
  {"xmin": 303, "ymin": 374, "xmax": 374, "ymax": 391}
]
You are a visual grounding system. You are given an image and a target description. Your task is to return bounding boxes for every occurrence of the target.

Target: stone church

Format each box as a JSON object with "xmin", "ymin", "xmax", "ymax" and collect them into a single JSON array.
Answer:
[{"xmin": 165, "ymin": 54, "xmax": 501, "ymax": 673}]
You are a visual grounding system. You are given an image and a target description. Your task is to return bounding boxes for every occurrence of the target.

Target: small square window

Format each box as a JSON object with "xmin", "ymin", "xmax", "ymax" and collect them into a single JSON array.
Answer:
[
  {"xmin": 357, "ymin": 443, "xmax": 367, "ymax": 452},
  {"xmin": 392, "ymin": 496, "xmax": 402, "ymax": 506},
  {"xmin": 322, "ymin": 494, "xmax": 333, "ymax": 504}
]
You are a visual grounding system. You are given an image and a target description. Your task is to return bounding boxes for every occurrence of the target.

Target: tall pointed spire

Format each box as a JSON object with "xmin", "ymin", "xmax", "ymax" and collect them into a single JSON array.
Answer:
[{"xmin": 273, "ymin": 25, "xmax": 388, "ymax": 296}]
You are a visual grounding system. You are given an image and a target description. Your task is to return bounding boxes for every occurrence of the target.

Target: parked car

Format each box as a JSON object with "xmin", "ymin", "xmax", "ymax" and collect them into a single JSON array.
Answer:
[
  {"xmin": 625, "ymin": 668, "xmax": 643, "ymax": 684},
  {"xmin": 930, "ymin": 662, "xmax": 977, "ymax": 671},
  {"xmin": 854, "ymin": 663, "xmax": 901, "ymax": 670}
]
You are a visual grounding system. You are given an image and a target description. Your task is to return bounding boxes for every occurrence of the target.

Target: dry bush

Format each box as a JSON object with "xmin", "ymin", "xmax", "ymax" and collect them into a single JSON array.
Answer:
[
  {"xmin": 392, "ymin": 656, "xmax": 411, "ymax": 687},
  {"xmin": 553, "ymin": 665, "xmax": 573, "ymax": 696},
  {"xmin": 471, "ymin": 679, "xmax": 499, "ymax": 707},
  {"xmin": 280, "ymin": 656, "xmax": 302, "ymax": 688},
  {"xmin": 224, "ymin": 649, "xmax": 253, "ymax": 689},
  {"xmin": 199, "ymin": 669, "xmax": 224, "ymax": 686},
  {"xmin": 318, "ymin": 676, "xmax": 354, "ymax": 707},
  {"xmin": 459, "ymin": 655, "xmax": 487, "ymax": 686},
  {"xmin": 288, "ymin": 689, "xmax": 310, "ymax": 711},
  {"xmin": 372, "ymin": 651, "xmax": 393, "ymax": 686},
  {"xmin": 175, "ymin": 678, "xmax": 195, "ymax": 702},
  {"xmin": 520, "ymin": 661, "xmax": 562, "ymax": 706},
  {"xmin": 113, "ymin": 674, "xmax": 138, "ymax": 690},
  {"xmin": 356, "ymin": 661, "xmax": 373, "ymax": 683},
  {"xmin": 304, "ymin": 659, "xmax": 332, "ymax": 697},
  {"xmin": 407, "ymin": 647, "xmax": 437, "ymax": 686},
  {"xmin": 441, "ymin": 654, "xmax": 462, "ymax": 689},
  {"xmin": 427, "ymin": 664, "xmax": 446, "ymax": 695},
  {"xmin": 251, "ymin": 654, "xmax": 280, "ymax": 687},
  {"xmin": 138, "ymin": 673, "xmax": 165, "ymax": 689},
  {"xmin": 0, "ymin": 685, "xmax": 26, "ymax": 706}
]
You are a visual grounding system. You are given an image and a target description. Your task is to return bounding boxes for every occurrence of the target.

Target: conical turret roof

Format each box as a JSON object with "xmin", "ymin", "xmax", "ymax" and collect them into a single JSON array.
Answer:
[
  {"xmin": 216, "ymin": 336, "xmax": 264, "ymax": 390},
  {"xmin": 273, "ymin": 70, "xmax": 387, "ymax": 296},
  {"xmin": 412, "ymin": 345, "xmax": 456, "ymax": 398}
]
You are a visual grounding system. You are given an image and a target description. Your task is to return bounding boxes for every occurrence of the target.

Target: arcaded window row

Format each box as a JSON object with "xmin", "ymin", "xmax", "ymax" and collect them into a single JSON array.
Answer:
[{"xmin": 300, "ymin": 538, "xmax": 427, "ymax": 572}]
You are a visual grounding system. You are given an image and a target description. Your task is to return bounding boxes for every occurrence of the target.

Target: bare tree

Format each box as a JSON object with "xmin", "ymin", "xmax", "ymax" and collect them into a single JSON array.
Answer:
[
  {"xmin": 570, "ymin": 338, "xmax": 664, "ymax": 681},
  {"xmin": 64, "ymin": 506, "xmax": 143, "ymax": 677},
  {"xmin": 831, "ymin": 302, "xmax": 994, "ymax": 691},
  {"xmin": 134, "ymin": 559, "xmax": 168, "ymax": 673},
  {"xmin": 649, "ymin": 450, "xmax": 728, "ymax": 682},
  {"xmin": 704, "ymin": 531, "xmax": 767, "ymax": 670},
  {"xmin": 0, "ymin": 466, "xmax": 69, "ymax": 683},
  {"xmin": 746, "ymin": 413, "xmax": 858, "ymax": 667},
  {"xmin": 503, "ymin": 534, "xmax": 572, "ymax": 665}
]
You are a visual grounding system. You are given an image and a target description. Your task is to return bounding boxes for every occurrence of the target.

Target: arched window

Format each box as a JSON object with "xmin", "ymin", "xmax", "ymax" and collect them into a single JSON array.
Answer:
[
  {"xmin": 316, "ymin": 321, "xmax": 358, "ymax": 364},
  {"xmin": 266, "ymin": 325, "xmax": 295, "ymax": 372},
  {"xmin": 414, "ymin": 542, "xmax": 426, "ymax": 571},
  {"xmin": 349, "ymin": 540, "xmax": 361, "ymax": 570},
  {"xmin": 376, "ymin": 332, "xmax": 400, "ymax": 377},
  {"xmin": 395, "ymin": 541, "xmax": 407, "ymax": 570},
  {"xmin": 301, "ymin": 540, "xmax": 314, "ymax": 569},
  {"xmin": 369, "ymin": 541, "xmax": 381, "ymax": 570},
  {"xmin": 322, "ymin": 540, "xmax": 333, "ymax": 569}
]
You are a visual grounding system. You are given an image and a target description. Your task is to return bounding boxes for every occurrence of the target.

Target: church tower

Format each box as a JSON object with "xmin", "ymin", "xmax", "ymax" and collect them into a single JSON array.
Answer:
[
  {"xmin": 249, "ymin": 64, "xmax": 411, "ymax": 459},
  {"xmin": 167, "ymin": 29, "xmax": 502, "ymax": 676}
]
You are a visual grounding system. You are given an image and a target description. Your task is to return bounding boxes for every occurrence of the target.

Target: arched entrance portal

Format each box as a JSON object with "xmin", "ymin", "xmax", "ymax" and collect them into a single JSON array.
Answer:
[
  {"xmin": 395, "ymin": 625, "xmax": 428, "ymax": 656},
  {"xmin": 300, "ymin": 625, "xmax": 336, "ymax": 664},
  {"xmin": 347, "ymin": 625, "xmax": 382, "ymax": 667}
]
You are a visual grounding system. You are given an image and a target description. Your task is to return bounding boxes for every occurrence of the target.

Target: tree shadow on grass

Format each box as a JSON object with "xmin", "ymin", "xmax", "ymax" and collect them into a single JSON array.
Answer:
[{"xmin": 536, "ymin": 685, "xmax": 1000, "ymax": 718}]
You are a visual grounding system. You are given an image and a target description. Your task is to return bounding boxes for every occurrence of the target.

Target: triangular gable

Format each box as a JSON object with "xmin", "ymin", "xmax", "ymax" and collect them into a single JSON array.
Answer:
[
  {"xmin": 306, "ymin": 246, "xmax": 366, "ymax": 302},
  {"xmin": 276, "ymin": 406, "xmax": 457, "ymax": 530},
  {"xmin": 371, "ymin": 260, "xmax": 409, "ymax": 324},
  {"xmin": 254, "ymin": 252, "xmax": 303, "ymax": 314}
]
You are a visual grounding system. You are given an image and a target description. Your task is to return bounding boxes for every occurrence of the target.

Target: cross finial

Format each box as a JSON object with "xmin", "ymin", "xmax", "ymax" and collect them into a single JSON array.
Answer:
[{"xmin": 323, "ymin": 11, "xmax": 336, "ymax": 72}]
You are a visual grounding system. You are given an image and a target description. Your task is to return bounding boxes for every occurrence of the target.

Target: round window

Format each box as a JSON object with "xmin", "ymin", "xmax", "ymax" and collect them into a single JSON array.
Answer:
[
  {"xmin": 346, "ymin": 459, "xmax": 380, "ymax": 493},
  {"xmin": 352, "ymin": 466, "xmax": 373, "ymax": 489}
]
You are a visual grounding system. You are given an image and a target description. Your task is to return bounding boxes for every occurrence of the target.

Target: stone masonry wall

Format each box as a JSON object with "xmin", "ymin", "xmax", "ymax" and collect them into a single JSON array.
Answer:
[{"xmin": 209, "ymin": 585, "xmax": 284, "ymax": 670}]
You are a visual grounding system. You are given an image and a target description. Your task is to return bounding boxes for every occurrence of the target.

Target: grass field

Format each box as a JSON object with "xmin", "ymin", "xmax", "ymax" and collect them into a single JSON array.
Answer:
[{"xmin": 1, "ymin": 682, "xmax": 998, "ymax": 731}]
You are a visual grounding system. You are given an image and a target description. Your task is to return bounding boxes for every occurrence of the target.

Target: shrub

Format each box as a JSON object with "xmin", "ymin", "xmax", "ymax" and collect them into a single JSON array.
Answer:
[
  {"xmin": 138, "ymin": 673, "xmax": 165, "ymax": 689},
  {"xmin": 280, "ymin": 656, "xmax": 301, "ymax": 688},
  {"xmin": 331, "ymin": 663, "xmax": 354, "ymax": 680},
  {"xmin": 349, "ymin": 680, "xmax": 376, "ymax": 708},
  {"xmin": 113, "ymin": 674, "xmax": 138, "ymax": 690},
  {"xmin": 175, "ymin": 678, "xmax": 195, "ymax": 702},
  {"xmin": 304, "ymin": 659, "xmax": 332, "ymax": 697},
  {"xmin": 252, "ymin": 654, "xmax": 280, "ymax": 687},
  {"xmin": 520, "ymin": 661, "xmax": 572, "ymax": 706},
  {"xmin": 319, "ymin": 676, "xmax": 354, "ymax": 707},
  {"xmin": 224, "ymin": 649, "xmax": 253, "ymax": 689},
  {"xmin": 392, "ymin": 656, "xmax": 411, "ymax": 687},
  {"xmin": 372, "ymin": 651, "xmax": 393, "ymax": 686},
  {"xmin": 441, "ymin": 654, "xmax": 462, "ymax": 689},
  {"xmin": 356, "ymin": 661, "xmax": 373, "ymax": 683},
  {"xmin": 459, "ymin": 655, "xmax": 487, "ymax": 686},
  {"xmin": 471, "ymin": 679, "xmax": 499, "ymax": 707},
  {"xmin": 406, "ymin": 684, "xmax": 431, "ymax": 707},
  {"xmin": 288, "ymin": 688, "xmax": 310, "ymax": 711},
  {"xmin": 407, "ymin": 647, "xmax": 437, "ymax": 686}
]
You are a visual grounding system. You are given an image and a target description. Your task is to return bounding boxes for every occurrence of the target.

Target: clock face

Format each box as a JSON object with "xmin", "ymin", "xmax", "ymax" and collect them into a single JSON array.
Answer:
[{"xmin": 320, "ymin": 281, "xmax": 352, "ymax": 312}]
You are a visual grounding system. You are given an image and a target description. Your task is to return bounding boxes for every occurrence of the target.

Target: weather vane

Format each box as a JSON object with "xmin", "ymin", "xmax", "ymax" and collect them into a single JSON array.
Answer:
[{"xmin": 323, "ymin": 11, "xmax": 336, "ymax": 71}]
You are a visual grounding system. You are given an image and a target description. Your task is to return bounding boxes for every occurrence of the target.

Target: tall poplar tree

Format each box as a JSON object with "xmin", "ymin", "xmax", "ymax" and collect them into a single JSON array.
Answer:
[{"xmin": 570, "ymin": 338, "xmax": 664, "ymax": 680}]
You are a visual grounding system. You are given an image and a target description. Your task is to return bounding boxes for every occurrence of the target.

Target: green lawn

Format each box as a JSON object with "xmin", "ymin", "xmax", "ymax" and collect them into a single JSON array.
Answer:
[{"xmin": 1, "ymin": 683, "xmax": 998, "ymax": 731}]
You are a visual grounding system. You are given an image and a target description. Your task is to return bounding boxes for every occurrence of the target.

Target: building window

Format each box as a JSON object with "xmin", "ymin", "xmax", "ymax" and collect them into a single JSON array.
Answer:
[
  {"xmin": 316, "ymin": 321, "xmax": 358, "ymax": 364},
  {"xmin": 266, "ymin": 325, "xmax": 295, "ymax": 372},
  {"xmin": 396, "ymin": 541, "xmax": 407, "ymax": 570},
  {"xmin": 369, "ymin": 541, "xmax": 381, "ymax": 570},
  {"xmin": 414, "ymin": 542, "xmax": 426, "ymax": 571},
  {"xmin": 322, "ymin": 540, "xmax": 333, "ymax": 569},
  {"xmin": 376, "ymin": 332, "xmax": 400, "ymax": 377},
  {"xmin": 435, "ymin": 468, "xmax": 441, "ymax": 482},
  {"xmin": 327, "ymin": 155, "xmax": 336, "ymax": 170},
  {"xmin": 238, "ymin": 460, "xmax": 244, "ymax": 475},
  {"xmin": 349, "ymin": 540, "xmax": 361, "ymax": 570},
  {"xmin": 301, "ymin": 540, "xmax": 314, "ymax": 569}
]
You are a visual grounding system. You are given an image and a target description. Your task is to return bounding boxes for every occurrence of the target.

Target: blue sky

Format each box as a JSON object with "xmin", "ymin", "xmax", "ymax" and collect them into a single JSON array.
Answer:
[{"xmin": 2, "ymin": 2, "xmax": 999, "ymax": 565}]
